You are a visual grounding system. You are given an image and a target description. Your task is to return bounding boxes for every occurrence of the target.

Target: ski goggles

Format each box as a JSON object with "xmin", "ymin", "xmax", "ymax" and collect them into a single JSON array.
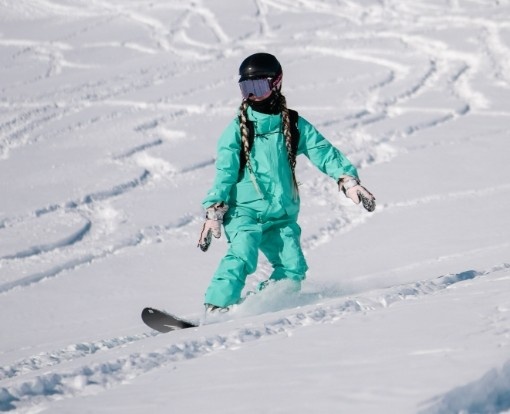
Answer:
[{"xmin": 239, "ymin": 77, "xmax": 273, "ymax": 99}]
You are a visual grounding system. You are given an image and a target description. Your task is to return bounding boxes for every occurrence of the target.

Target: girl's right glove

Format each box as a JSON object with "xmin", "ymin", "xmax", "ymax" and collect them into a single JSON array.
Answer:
[
  {"xmin": 339, "ymin": 177, "xmax": 376, "ymax": 212},
  {"xmin": 197, "ymin": 202, "xmax": 229, "ymax": 252}
]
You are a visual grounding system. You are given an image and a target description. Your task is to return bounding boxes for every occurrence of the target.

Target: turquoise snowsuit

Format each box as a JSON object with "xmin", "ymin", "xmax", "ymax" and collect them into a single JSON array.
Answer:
[{"xmin": 203, "ymin": 107, "xmax": 358, "ymax": 307}]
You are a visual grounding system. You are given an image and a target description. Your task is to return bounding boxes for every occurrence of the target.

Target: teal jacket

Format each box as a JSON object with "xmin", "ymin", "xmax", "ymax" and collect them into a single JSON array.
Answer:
[{"xmin": 203, "ymin": 107, "xmax": 358, "ymax": 217}]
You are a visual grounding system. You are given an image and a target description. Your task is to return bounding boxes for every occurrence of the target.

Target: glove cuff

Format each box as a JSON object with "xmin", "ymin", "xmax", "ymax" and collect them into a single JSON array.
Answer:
[
  {"xmin": 338, "ymin": 176, "xmax": 360, "ymax": 195},
  {"xmin": 205, "ymin": 202, "xmax": 228, "ymax": 220}
]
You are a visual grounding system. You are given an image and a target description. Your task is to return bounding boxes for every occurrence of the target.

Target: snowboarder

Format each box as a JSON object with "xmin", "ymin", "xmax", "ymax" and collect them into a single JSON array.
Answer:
[{"xmin": 198, "ymin": 52, "xmax": 375, "ymax": 312}]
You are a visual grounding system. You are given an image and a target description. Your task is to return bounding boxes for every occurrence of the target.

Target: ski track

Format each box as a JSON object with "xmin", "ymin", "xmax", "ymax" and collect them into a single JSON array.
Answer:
[
  {"xmin": 0, "ymin": 214, "xmax": 196, "ymax": 295},
  {"xmin": 0, "ymin": 0, "xmax": 505, "ymax": 294},
  {"xmin": 0, "ymin": 131, "xmax": 209, "ymax": 294},
  {"xmin": 0, "ymin": 333, "xmax": 158, "ymax": 382},
  {"xmin": 3, "ymin": 164, "xmax": 501, "ymax": 295},
  {"xmin": 1, "ymin": 263, "xmax": 509, "ymax": 413},
  {"xmin": 0, "ymin": 1, "xmax": 494, "ymax": 225},
  {"xmin": 0, "ymin": 220, "xmax": 92, "ymax": 261},
  {"xmin": 0, "ymin": 2, "xmax": 504, "ymax": 286},
  {"xmin": 1, "ymin": 1, "xmax": 509, "ymax": 411}
]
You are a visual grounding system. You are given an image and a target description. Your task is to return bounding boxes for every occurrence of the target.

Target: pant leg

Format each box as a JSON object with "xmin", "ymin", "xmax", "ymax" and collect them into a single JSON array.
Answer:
[
  {"xmin": 204, "ymin": 214, "xmax": 262, "ymax": 307},
  {"xmin": 259, "ymin": 219, "xmax": 308, "ymax": 284}
]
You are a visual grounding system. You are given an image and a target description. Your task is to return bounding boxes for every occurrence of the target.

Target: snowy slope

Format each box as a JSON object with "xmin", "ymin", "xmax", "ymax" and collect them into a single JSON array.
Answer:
[{"xmin": 1, "ymin": 1, "xmax": 510, "ymax": 413}]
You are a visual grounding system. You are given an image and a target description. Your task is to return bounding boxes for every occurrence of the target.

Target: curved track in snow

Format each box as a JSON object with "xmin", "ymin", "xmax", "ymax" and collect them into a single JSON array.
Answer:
[{"xmin": 1, "ymin": 0, "xmax": 510, "ymax": 412}]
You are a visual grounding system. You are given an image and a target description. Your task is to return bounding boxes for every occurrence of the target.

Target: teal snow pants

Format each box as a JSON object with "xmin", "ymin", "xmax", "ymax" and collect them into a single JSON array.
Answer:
[{"xmin": 204, "ymin": 212, "xmax": 308, "ymax": 308}]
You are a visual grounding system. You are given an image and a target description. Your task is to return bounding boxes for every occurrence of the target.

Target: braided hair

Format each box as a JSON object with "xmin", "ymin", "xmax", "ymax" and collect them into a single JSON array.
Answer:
[
  {"xmin": 238, "ymin": 99, "xmax": 253, "ymax": 177},
  {"xmin": 279, "ymin": 93, "xmax": 299, "ymax": 197},
  {"xmin": 238, "ymin": 93, "xmax": 299, "ymax": 198}
]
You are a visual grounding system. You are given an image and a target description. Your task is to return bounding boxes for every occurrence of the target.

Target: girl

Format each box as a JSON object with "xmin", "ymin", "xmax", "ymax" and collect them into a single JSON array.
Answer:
[{"xmin": 198, "ymin": 53, "xmax": 375, "ymax": 312}]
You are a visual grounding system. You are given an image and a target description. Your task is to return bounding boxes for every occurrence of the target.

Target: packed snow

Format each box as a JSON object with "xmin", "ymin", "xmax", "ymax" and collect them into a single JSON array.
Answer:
[{"xmin": 1, "ymin": 0, "xmax": 510, "ymax": 413}]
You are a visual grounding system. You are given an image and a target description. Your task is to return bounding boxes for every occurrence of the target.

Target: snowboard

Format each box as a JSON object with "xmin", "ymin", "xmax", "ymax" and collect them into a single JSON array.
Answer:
[{"xmin": 141, "ymin": 307, "xmax": 198, "ymax": 333}]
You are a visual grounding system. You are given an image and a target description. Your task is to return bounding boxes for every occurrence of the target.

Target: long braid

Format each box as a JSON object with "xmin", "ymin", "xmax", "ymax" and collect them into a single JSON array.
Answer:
[
  {"xmin": 279, "ymin": 94, "xmax": 299, "ymax": 197},
  {"xmin": 238, "ymin": 99, "xmax": 262, "ymax": 194},
  {"xmin": 239, "ymin": 99, "xmax": 252, "ymax": 173}
]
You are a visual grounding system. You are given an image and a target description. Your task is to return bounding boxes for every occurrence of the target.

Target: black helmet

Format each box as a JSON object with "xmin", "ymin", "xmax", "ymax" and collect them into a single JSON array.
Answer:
[{"xmin": 239, "ymin": 53, "xmax": 282, "ymax": 81}]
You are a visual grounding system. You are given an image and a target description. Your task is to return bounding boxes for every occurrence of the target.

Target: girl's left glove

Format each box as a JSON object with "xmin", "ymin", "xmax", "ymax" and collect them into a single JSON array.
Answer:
[
  {"xmin": 197, "ymin": 203, "xmax": 229, "ymax": 252},
  {"xmin": 339, "ymin": 177, "xmax": 376, "ymax": 212}
]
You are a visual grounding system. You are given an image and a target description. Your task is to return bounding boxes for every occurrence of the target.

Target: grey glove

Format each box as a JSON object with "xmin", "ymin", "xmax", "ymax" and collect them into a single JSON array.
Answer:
[
  {"xmin": 197, "ymin": 203, "xmax": 229, "ymax": 252},
  {"xmin": 339, "ymin": 177, "xmax": 376, "ymax": 212}
]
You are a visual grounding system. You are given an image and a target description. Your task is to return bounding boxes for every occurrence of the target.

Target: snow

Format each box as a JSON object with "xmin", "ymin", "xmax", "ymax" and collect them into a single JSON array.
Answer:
[{"xmin": 1, "ymin": 0, "xmax": 510, "ymax": 412}]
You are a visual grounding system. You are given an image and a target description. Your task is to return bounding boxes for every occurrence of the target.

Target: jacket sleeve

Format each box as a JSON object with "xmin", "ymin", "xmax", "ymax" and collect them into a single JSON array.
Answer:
[
  {"xmin": 297, "ymin": 116, "xmax": 358, "ymax": 180},
  {"xmin": 202, "ymin": 119, "xmax": 241, "ymax": 208}
]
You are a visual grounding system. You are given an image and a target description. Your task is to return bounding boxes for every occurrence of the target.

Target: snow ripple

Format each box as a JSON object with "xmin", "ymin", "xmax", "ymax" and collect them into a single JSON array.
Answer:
[
  {"xmin": 0, "ymin": 333, "xmax": 157, "ymax": 382},
  {"xmin": 1, "ymin": 263, "xmax": 508, "ymax": 412},
  {"xmin": 421, "ymin": 360, "xmax": 510, "ymax": 414}
]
